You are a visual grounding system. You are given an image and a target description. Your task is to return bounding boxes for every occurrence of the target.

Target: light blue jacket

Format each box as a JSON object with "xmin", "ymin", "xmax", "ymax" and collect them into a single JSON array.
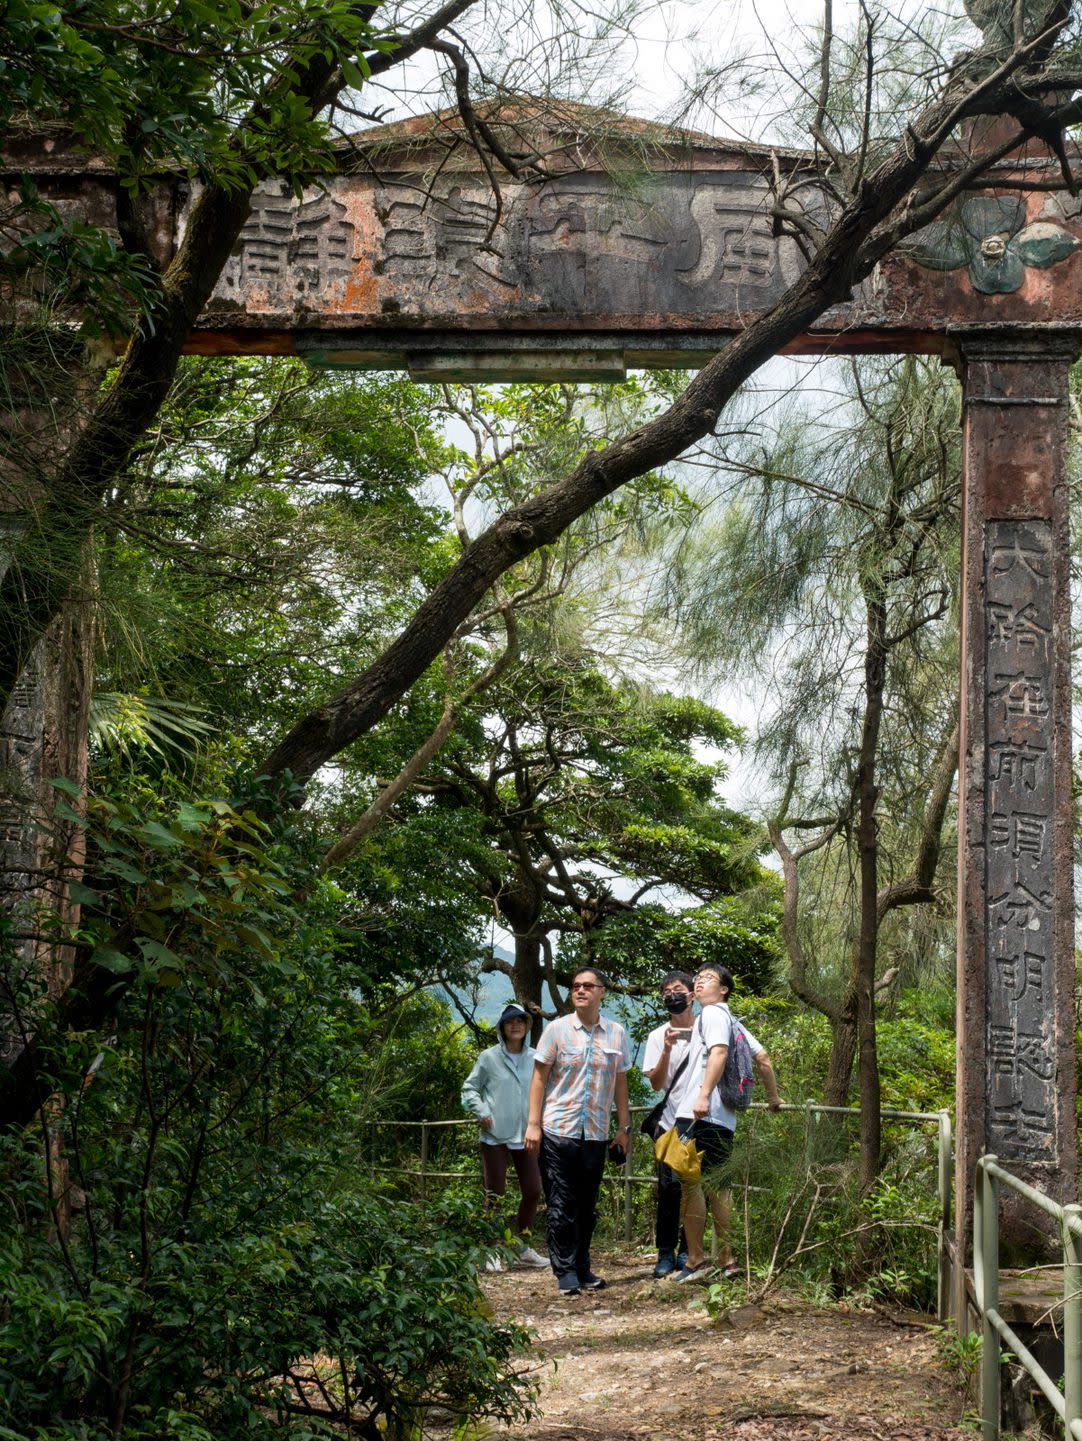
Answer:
[{"xmin": 460, "ymin": 1040, "xmax": 535, "ymax": 1145}]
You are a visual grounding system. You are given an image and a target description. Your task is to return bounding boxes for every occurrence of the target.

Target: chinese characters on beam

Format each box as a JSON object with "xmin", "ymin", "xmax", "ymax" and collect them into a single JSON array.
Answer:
[
  {"xmin": 208, "ymin": 172, "xmax": 799, "ymax": 322},
  {"xmin": 985, "ymin": 520, "xmax": 1055, "ymax": 1161}
]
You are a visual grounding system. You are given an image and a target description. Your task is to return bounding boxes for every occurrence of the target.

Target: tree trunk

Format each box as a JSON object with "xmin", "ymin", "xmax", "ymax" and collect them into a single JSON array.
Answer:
[
  {"xmin": 510, "ymin": 932, "xmax": 545, "ymax": 1043},
  {"xmin": 0, "ymin": 342, "xmax": 96, "ymax": 1082},
  {"xmin": 496, "ymin": 868, "xmax": 550, "ymax": 1042},
  {"xmin": 0, "ymin": 571, "xmax": 94, "ymax": 1226},
  {"xmin": 855, "ymin": 585, "xmax": 887, "ymax": 1190},
  {"xmin": 823, "ymin": 1009, "xmax": 858, "ymax": 1107}
]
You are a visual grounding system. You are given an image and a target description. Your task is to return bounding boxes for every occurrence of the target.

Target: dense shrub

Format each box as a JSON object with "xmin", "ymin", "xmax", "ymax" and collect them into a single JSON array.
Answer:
[{"xmin": 0, "ymin": 789, "xmax": 535, "ymax": 1439}]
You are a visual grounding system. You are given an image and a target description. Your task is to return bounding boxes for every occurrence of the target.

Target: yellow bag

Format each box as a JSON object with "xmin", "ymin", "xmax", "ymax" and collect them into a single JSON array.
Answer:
[{"xmin": 653, "ymin": 1126, "xmax": 702, "ymax": 1183}]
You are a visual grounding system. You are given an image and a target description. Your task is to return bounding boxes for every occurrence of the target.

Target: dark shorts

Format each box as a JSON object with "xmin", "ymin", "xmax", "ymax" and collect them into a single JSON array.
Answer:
[{"xmin": 676, "ymin": 1117, "xmax": 734, "ymax": 1182}]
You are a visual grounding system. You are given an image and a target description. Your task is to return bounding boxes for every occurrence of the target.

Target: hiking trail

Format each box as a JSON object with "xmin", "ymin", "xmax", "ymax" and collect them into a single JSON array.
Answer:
[{"xmin": 484, "ymin": 1249, "xmax": 971, "ymax": 1441}]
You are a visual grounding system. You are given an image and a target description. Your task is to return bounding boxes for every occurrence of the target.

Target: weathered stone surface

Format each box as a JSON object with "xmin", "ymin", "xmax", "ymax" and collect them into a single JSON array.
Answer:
[
  {"xmin": 6, "ymin": 118, "xmax": 1082, "ymax": 368},
  {"xmin": 189, "ymin": 150, "xmax": 1082, "ymax": 365},
  {"xmin": 205, "ymin": 167, "xmax": 808, "ymax": 329},
  {"xmin": 952, "ymin": 331, "xmax": 1078, "ymax": 1272},
  {"xmin": 984, "ymin": 517, "xmax": 1057, "ymax": 1163}
]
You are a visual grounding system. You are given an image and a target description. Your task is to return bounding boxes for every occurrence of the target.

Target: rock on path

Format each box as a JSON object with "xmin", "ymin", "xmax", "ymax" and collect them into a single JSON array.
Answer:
[{"xmin": 482, "ymin": 1249, "xmax": 971, "ymax": 1441}]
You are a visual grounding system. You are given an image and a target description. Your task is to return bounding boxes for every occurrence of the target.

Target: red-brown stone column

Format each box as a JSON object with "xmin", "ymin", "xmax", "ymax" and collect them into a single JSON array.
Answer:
[{"xmin": 952, "ymin": 327, "xmax": 1079, "ymax": 1302}]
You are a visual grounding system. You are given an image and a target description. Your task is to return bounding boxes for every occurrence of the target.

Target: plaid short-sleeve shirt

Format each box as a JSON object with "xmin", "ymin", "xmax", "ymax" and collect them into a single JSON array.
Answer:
[{"xmin": 534, "ymin": 1014, "xmax": 633, "ymax": 1141}]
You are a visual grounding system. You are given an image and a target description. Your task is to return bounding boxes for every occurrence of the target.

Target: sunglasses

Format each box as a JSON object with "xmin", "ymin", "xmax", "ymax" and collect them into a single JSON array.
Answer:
[{"xmin": 570, "ymin": 981, "xmax": 602, "ymax": 992}]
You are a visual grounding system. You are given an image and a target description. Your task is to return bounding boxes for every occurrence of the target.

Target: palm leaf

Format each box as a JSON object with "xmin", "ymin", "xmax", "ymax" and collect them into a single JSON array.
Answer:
[{"xmin": 89, "ymin": 693, "xmax": 215, "ymax": 760}]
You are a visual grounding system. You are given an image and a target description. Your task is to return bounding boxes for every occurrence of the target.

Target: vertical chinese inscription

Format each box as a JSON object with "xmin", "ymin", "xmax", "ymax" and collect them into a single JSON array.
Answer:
[{"xmin": 985, "ymin": 519, "xmax": 1056, "ymax": 1160}]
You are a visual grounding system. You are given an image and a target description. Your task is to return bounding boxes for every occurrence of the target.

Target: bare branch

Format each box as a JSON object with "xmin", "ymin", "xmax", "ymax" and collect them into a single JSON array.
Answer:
[{"xmin": 320, "ymin": 604, "xmax": 519, "ymax": 869}]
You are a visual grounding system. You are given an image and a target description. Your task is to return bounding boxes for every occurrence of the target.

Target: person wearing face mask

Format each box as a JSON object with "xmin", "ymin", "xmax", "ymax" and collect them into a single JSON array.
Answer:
[
  {"xmin": 460, "ymin": 1003, "xmax": 549, "ymax": 1269},
  {"xmin": 640, "ymin": 970, "xmax": 696, "ymax": 1277}
]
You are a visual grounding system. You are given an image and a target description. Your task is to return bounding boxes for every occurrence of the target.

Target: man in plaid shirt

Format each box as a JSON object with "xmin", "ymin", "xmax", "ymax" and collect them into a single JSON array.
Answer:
[{"xmin": 524, "ymin": 967, "xmax": 633, "ymax": 1297}]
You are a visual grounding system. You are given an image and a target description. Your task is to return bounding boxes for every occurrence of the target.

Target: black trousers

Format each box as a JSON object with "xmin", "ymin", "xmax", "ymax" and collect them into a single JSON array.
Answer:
[
  {"xmin": 676, "ymin": 1117, "xmax": 735, "ymax": 1180},
  {"xmin": 655, "ymin": 1160, "xmax": 683, "ymax": 1252},
  {"xmin": 539, "ymin": 1131, "xmax": 607, "ymax": 1281}
]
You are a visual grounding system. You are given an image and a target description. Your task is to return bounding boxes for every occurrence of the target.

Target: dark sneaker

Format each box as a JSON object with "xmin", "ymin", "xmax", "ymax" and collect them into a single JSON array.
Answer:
[
  {"xmin": 677, "ymin": 1250, "xmax": 688, "ymax": 1269},
  {"xmin": 557, "ymin": 1274, "xmax": 581, "ymax": 1297},
  {"xmin": 653, "ymin": 1249, "xmax": 677, "ymax": 1278},
  {"xmin": 578, "ymin": 1273, "xmax": 606, "ymax": 1290}
]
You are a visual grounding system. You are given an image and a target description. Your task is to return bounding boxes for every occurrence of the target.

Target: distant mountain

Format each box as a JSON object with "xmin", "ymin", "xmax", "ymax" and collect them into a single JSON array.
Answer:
[
  {"xmin": 434, "ymin": 946, "xmax": 516, "ymax": 1027},
  {"xmin": 435, "ymin": 947, "xmax": 652, "ymax": 1061}
]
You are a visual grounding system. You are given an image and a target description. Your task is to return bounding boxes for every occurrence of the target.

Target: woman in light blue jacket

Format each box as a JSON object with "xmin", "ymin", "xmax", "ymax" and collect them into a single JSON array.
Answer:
[{"xmin": 460, "ymin": 1003, "xmax": 547, "ymax": 1268}]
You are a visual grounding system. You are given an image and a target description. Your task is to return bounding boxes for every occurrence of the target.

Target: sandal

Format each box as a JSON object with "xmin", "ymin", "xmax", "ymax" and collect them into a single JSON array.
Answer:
[
  {"xmin": 673, "ymin": 1262, "xmax": 709, "ymax": 1284},
  {"xmin": 721, "ymin": 1262, "xmax": 743, "ymax": 1280}
]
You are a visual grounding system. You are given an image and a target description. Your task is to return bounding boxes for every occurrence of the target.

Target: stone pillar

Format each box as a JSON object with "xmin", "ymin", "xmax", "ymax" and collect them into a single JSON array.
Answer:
[
  {"xmin": 0, "ymin": 604, "xmax": 93, "ymax": 994},
  {"xmin": 951, "ymin": 327, "xmax": 1079, "ymax": 1296},
  {"xmin": 0, "ymin": 335, "xmax": 94, "ymax": 1063}
]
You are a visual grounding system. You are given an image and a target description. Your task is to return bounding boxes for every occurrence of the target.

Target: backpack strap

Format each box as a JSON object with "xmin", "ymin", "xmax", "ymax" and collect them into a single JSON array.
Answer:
[
  {"xmin": 640, "ymin": 1037, "xmax": 694, "ymax": 1137},
  {"xmin": 656, "ymin": 1024, "xmax": 696, "ymax": 1108}
]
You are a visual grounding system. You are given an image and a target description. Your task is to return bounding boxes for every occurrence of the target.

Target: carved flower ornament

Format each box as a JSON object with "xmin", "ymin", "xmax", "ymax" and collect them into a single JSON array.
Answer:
[{"xmin": 906, "ymin": 196, "xmax": 1080, "ymax": 294}]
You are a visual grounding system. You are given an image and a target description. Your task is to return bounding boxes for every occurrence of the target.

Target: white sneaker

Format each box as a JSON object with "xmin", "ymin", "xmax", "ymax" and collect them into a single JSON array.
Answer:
[
  {"xmin": 484, "ymin": 1254, "xmax": 503, "ymax": 1272},
  {"xmin": 515, "ymin": 1244, "xmax": 549, "ymax": 1269}
]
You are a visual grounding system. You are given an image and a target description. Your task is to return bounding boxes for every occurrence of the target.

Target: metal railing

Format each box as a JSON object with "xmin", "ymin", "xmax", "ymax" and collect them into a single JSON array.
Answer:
[
  {"xmin": 973, "ymin": 1155, "xmax": 1082, "ymax": 1441},
  {"xmin": 370, "ymin": 1102, "xmax": 953, "ymax": 1315}
]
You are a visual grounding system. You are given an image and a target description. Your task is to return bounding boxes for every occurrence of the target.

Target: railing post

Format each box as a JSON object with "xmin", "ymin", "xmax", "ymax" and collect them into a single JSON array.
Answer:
[
  {"xmin": 975, "ymin": 1158, "xmax": 1000, "ymax": 1441},
  {"xmin": 623, "ymin": 1132, "xmax": 633, "ymax": 1244},
  {"xmin": 420, "ymin": 1120, "xmax": 429, "ymax": 1203},
  {"xmin": 1063, "ymin": 1203, "xmax": 1082, "ymax": 1441},
  {"xmin": 938, "ymin": 1111, "xmax": 953, "ymax": 1324}
]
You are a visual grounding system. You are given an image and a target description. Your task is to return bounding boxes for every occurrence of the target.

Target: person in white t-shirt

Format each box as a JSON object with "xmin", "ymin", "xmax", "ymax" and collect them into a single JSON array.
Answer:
[
  {"xmin": 669, "ymin": 965, "xmax": 781, "ymax": 1283},
  {"xmin": 640, "ymin": 970, "xmax": 695, "ymax": 1277}
]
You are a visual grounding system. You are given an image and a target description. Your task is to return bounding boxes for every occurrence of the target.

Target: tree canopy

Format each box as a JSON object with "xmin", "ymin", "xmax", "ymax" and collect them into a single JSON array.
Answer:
[{"xmin": 3, "ymin": 0, "xmax": 1082, "ymax": 1429}]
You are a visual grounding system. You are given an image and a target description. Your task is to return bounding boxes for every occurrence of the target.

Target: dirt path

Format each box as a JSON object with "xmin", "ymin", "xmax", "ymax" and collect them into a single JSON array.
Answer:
[{"xmin": 483, "ymin": 1249, "xmax": 971, "ymax": 1441}]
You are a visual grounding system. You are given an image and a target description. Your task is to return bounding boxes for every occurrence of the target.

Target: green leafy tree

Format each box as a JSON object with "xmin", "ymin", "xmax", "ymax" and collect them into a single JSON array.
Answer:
[
  {"xmin": 293, "ymin": 377, "xmax": 774, "ymax": 1021},
  {"xmin": 398, "ymin": 660, "xmax": 773, "ymax": 1022},
  {"xmin": 587, "ymin": 899, "xmax": 780, "ymax": 1005},
  {"xmin": 657, "ymin": 356, "xmax": 961, "ymax": 1185},
  {"xmin": 94, "ymin": 357, "xmax": 451, "ymax": 742},
  {"xmin": 0, "ymin": 782, "xmax": 535, "ymax": 1438}
]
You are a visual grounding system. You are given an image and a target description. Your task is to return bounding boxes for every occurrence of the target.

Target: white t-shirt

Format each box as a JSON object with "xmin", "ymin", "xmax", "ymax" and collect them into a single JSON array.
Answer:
[
  {"xmin": 671, "ymin": 1003, "xmax": 762, "ymax": 1129},
  {"xmin": 641, "ymin": 1020, "xmax": 695, "ymax": 1133}
]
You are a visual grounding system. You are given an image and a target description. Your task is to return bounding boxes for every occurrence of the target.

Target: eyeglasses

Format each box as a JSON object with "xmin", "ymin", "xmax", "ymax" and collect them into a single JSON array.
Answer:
[{"xmin": 570, "ymin": 981, "xmax": 601, "ymax": 992}]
